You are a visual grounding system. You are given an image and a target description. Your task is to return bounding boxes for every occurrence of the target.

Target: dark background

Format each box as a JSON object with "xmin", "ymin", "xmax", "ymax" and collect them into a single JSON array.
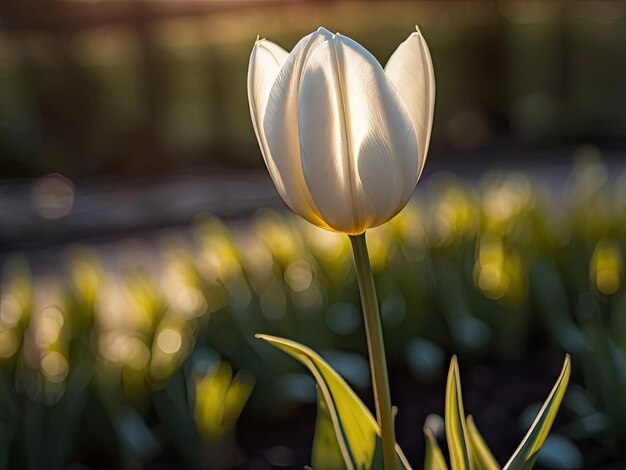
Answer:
[{"xmin": 1, "ymin": 0, "xmax": 625, "ymax": 180}]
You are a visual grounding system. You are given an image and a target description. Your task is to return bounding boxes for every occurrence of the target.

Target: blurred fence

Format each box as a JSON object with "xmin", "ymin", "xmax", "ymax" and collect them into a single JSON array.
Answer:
[{"xmin": 1, "ymin": 0, "xmax": 626, "ymax": 178}]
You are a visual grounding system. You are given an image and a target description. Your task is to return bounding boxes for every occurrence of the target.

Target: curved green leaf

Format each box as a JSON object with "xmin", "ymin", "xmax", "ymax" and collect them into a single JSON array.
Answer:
[
  {"xmin": 503, "ymin": 355, "xmax": 571, "ymax": 470},
  {"xmin": 445, "ymin": 356, "xmax": 472, "ymax": 470},
  {"xmin": 256, "ymin": 334, "xmax": 411, "ymax": 470},
  {"xmin": 424, "ymin": 426, "xmax": 448, "ymax": 470},
  {"xmin": 466, "ymin": 416, "xmax": 500, "ymax": 470}
]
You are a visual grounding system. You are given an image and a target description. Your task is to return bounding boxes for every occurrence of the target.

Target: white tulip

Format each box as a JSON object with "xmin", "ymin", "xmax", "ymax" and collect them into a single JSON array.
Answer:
[{"xmin": 248, "ymin": 27, "xmax": 435, "ymax": 235}]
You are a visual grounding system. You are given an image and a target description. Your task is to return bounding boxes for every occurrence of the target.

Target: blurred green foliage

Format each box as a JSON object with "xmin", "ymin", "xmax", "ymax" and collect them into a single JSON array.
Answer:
[{"xmin": 1, "ymin": 156, "xmax": 626, "ymax": 467}]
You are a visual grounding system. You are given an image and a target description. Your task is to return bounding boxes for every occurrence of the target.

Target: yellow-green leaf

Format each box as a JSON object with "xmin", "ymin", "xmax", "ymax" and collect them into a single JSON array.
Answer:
[
  {"xmin": 466, "ymin": 416, "xmax": 500, "ymax": 470},
  {"xmin": 503, "ymin": 355, "xmax": 571, "ymax": 470},
  {"xmin": 312, "ymin": 385, "xmax": 348, "ymax": 470},
  {"xmin": 445, "ymin": 356, "xmax": 472, "ymax": 470},
  {"xmin": 256, "ymin": 334, "xmax": 411, "ymax": 470},
  {"xmin": 424, "ymin": 427, "xmax": 448, "ymax": 470}
]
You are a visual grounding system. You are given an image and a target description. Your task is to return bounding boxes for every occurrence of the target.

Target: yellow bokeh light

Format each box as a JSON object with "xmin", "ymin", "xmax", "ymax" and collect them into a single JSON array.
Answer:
[
  {"xmin": 98, "ymin": 332, "xmax": 126, "ymax": 364},
  {"xmin": 156, "ymin": 328, "xmax": 182, "ymax": 355},
  {"xmin": 98, "ymin": 333, "xmax": 149, "ymax": 369},
  {"xmin": 175, "ymin": 287, "xmax": 207, "ymax": 318},
  {"xmin": 284, "ymin": 260, "xmax": 313, "ymax": 293},
  {"xmin": 0, "ymin": 296, "xmax": 22, "ymax": 327},
  {"xmin": 35, "ymin": 307, "xmax": 64, "ymax": 348},
  {"xmin": 41, "ymin": 351, "xmax": 69, "ymax": 383}
]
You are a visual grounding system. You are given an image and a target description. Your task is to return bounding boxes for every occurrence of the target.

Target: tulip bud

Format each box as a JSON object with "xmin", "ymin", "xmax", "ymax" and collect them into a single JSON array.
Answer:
[{"xmin": 248, "ymin": 27, "xmax": 435, "ymax": 235}]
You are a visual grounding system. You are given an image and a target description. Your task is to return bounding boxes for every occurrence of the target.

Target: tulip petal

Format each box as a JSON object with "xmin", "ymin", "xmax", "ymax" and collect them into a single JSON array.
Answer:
[
  {"xmin": 247, "ymin": 39, "xmax": 289, "ymax": 199},
  {"xmin": 385, "ymin": 28, "xmax": 436, "ymax": 179},
  {"xmin": 263, "ymin": 28, "xmax": 334, "ymax": 229},
  {"xmin": 297, "ymin": 33, "xmax": 418, "ymax": 234}
]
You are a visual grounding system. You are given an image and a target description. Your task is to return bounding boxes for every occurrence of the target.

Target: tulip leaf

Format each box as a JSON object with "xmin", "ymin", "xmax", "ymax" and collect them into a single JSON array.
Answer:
[
  {"xmin": 424, "ymin": 426, "xmax": 448, "ymax": 470},
  {"xmin": 503, "ymin": 355, "xmax": 571, "ymax": 470},
  {"xmin": 312, "ymin": 385, "xmax": 348, "ymax": 470},
  {"xmin": 466, "ymin": 416, "xmax": 500, "ymax": 470},
  {"xmin": 445, "ymin": 356, "xmax": 472, "ymax": 470},
  {"xmin": 256, "ymin": 334, "xmax": 411, "ymax": 470}
]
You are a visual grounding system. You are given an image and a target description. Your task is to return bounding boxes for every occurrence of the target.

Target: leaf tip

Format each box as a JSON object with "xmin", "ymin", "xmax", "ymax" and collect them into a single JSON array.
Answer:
[
  {"xmin": 449, "ymin": 355, "xmax": 460, "ymax": 376},
  {"xmin": 562, "ymin": 354, "xmax": 572, "ymax": 383},
  {"xmin": 255, "ymin": 333, "xmax": 275, "ymax": 342}
]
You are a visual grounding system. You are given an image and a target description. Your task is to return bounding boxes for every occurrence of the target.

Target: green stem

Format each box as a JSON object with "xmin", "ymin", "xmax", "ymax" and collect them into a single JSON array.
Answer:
[{"xmin": 349, "ymin": 232, "xmax": 397, "ymax": 470}]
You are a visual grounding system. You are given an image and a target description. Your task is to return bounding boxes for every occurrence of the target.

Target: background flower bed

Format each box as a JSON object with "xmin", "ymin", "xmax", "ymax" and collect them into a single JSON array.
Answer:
[{"xmin": 1, "ymin": 157, "xmax": 626, "ymax": 468}]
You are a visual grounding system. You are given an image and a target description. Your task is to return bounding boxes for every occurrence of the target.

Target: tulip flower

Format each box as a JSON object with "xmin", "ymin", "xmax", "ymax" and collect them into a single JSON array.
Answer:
[
  {"xmin": 248, "ymin": 27, "xmax": 435, "ymax": 469},
  {"xmin": 248, "ymin": 27, "xmax": 435, "ymax": 235}
]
